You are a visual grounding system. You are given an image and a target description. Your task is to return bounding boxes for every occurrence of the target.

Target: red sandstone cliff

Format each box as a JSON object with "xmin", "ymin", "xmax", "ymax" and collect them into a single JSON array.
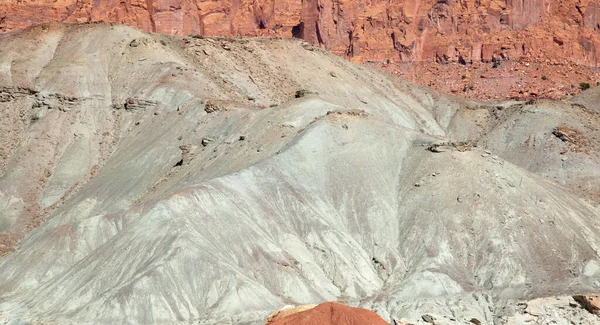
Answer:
[{"xmin": 1, "ymin": 0, "xmax": 600, "ymax": 67}]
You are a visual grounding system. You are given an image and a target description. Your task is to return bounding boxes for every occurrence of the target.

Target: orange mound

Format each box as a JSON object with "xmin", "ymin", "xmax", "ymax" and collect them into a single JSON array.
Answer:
[{"xmin": 266, "ymin": 302, "xmax": 390, "ymax": 325}]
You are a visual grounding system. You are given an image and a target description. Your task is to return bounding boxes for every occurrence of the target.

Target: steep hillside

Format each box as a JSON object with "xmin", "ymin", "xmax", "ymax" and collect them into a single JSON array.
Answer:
[{"xmin": 0, "ymin": 23, "xmax": 599, "ymax": 325}]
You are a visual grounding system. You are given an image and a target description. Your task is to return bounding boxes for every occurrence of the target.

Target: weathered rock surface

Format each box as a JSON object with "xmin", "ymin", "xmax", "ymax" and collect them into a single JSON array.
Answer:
[
  {"xmin": 374, "ymin": 59, "xmax": 600, "ymax": 102},
  {"xmin": 0, "ymin": 22, "xmax": 599, "ymax": 325},
  {"xmin": 2, "ymin": 0, "xmax": 600, "ymax": 68}
]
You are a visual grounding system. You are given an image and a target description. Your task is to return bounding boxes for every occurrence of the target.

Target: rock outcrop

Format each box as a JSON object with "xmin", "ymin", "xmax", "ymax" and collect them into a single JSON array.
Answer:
[
  {"xmin": 574, "ymin": 295, "xmax": 600, "ymax": 316},
  {"xmin": 1, "ymin": 0, "xmax": 600, "ymax": 67}
]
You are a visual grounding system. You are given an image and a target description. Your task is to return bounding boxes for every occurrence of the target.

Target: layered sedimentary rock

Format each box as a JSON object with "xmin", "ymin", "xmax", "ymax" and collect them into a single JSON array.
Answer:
[{"xmin": 1, "ymin": 0, "xmax": 600, "ymax": 66}]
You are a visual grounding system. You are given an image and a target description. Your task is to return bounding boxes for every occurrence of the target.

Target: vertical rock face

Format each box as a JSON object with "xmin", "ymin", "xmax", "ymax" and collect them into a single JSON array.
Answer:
[{"xmin": 1, "ymin": 0, "xmax": 600, "ymax": 66}]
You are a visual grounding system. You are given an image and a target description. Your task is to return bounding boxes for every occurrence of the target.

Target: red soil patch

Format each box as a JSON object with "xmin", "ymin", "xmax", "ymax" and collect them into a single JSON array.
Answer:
[{"xmin": 267, "ymin": 302, "xmax": 390, "ymax": 325}]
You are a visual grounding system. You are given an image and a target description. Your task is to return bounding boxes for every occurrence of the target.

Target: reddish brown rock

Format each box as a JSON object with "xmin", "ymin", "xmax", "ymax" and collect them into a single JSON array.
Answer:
[
  {"xmin": 372, "ymin": 59, "xmax": 600, "ymax": 101},
  {"xmin": 574, "ymin": 295, "xmax": 600, "ymax": 316},
  {"xmin": 265, "ymin": 302, "xmax": 390, "ymax": 325},
  {"xmin": 2, "ymin": 0, "xmax": 600, "ymax": 68}
]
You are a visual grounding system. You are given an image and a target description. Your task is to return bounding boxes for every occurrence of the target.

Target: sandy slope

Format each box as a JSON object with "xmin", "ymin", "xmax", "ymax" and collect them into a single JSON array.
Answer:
[{"xmin": 0, "ymin": 22, "xmax": 599, "ymax": 325}]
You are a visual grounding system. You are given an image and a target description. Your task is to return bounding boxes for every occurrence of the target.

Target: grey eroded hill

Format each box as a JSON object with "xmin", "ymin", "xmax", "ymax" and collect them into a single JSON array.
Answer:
[{"xmin": 0, "ymin": 22, "xmax": 599, "ymax": 325}]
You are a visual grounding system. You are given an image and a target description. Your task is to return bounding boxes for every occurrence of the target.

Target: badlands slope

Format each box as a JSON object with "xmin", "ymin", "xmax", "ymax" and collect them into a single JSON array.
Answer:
[{"xmin": 0, "ymin": 22, "xmax": 599, "ymax": 324}]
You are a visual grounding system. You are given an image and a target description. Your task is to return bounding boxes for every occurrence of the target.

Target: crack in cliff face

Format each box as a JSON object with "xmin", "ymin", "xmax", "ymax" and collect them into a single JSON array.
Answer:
[
  {"xmin": 346, "ymin": 30, "xmax": 354, "ymax": 56},
  {"xmin": 144, "ymin": 0, "xmax": 156, "ymax": 32},
  {"xmin": 315, "ymin": 21, "xmax": 324, "ymax": 45}
]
